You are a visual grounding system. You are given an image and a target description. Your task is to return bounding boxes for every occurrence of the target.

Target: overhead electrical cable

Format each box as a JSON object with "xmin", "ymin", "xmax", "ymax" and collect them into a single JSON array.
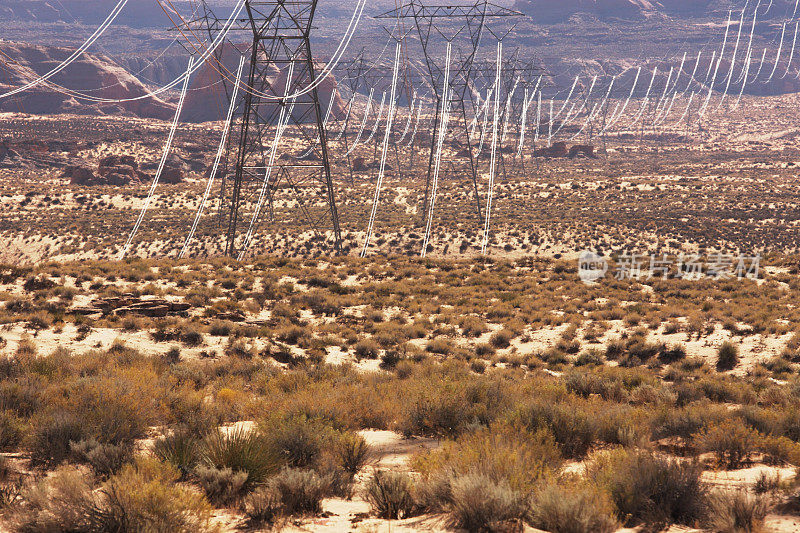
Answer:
[{"xmin": 120, "ymin": 56, "xmax": 194, "ymax": 259}]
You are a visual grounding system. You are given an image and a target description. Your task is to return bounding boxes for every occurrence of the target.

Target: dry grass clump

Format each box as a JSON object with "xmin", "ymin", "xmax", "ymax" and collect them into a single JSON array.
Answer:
[
  {"xmin": 529, "ymin": 482, "xmax": 618, "ymax": 533},
  {"xmin": 363, "ymin": 470, "xmax": 416, "ymax": 519},
  {"xmin": 704, "ymin": 490, "xmax": 767, "ymax": 533}
]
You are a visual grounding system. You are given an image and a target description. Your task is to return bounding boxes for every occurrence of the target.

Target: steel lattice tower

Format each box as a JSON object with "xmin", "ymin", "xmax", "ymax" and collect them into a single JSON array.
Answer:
[
  {"xmin": 377, "ymin": 1, "xmax": 521, "ymax": 225},
  {"xmin": 196, "ymin": 0, "xmax": 341, "ymax": 257}
]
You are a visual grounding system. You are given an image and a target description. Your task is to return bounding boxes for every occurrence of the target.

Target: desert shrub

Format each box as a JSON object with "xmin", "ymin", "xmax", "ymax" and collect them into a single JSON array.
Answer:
[
  {"xmin": 363, "ymin": 470, "xmax": 416, "ymax": 519},
  {"xmin": 380, "ymin": 349, "xmax": 402, "ymax": 369},
  {"xmin": 164, "ymin": 346, "xmax": 181, "ymax": 364},
  {"xmin": 413, "ymin": 424, "xmax": 562, "ymax": 498},
  {"xmin": 276, "ymin": 326, "xmax": 307, "ymax": 345},
  {"xmin": 717, "ymin": 341, "xmax": 740, "ymax": 371},
  {"xmin": 757, "ymin": 435, "xmax": 800, "ymax": 466},
  {"xmin": 459, "ymin": 316, "xmax": 488, "ymax": 337},
  {"xmin": 354, "ymin": 339, "xmax": 380, "ymax": 359},
  {"xmin": 203, "ymin": 427, "xmax": 279, "ymax": 490},
  {"xmin": 446, "ymin": 474, "xmax": 528, "ymax": 532},
  {"xmin": 592, "ymin": 449, "xmax": 705, "ymax": 527},
  {"xmin": 260, "ymin": 415, "xmax": 333, "ymax": 470},
  {"xmin": 267, "ymin": 467, "xmax": 329, "ymax": 516},
  {"xmin": 513, "ymin": 400, "xmax": 596, "ymax": 458},
  {"xmin": 194, "ymin": 465, "xmax": 248, "ymax": 505},
  {"xmin": 70, "ymin": 439, "xmax": 132, "ymax": 478},
  {"xmin": 27, "ymin": 413, "xmax": 88, "ymax": 468},
  {"xmin": 0, "ymin": 410, "xmax": 25, "ymax": 451},
  {"xmin": 209, "ymin": 320, "xmax": 232, "ymax": 337},
  {"xmin": 180, "ymin": 327, "xmax": 204, "ymax": 347},
  {"xmin": 243, "ymin": 487, "xmax": 282, "ymax": 525},
  {"xmin": 650, "ymin": 402, "xmax": 729, "ymax": 440},
  {"xmin": 530, "ymin": 483, "xmax": 617, "ymax": 533},
  {"xmin": 704, "ymin": 490, "xmax": 767, "ymax": 533},
  {"xmin": 753, "ymin": 471, "xmax": 781, "ymax": 495},
  {"xmin": 153, "ymin": 430, "xmax": 202, "ymax": 476},
  {"xmin": 489, "ymin": 329, "xmax": 514, "ymax": 349},
  {"xmin": 100, "ymin": 457, "xmax": 215, "ymax": 532},
  {"xmin": 9, "ymin": 465, "xmax": 96, "ymax": 532},
  {"xmin": 658, "ymin": 344, "xmax": 687, "ymax": 364},
  {"xmin": 574, "ymin": 349, "xmax": 605, "ymax": 367},
  {"xmin": 336, "ymin": 433, "xmax": 370, "ymax": 475},
  {"xmin": 695, "ymin": 419, "xmax": 759, "ymax": 468},
  {"xmin": 425, "ymin": 337, "xmax": 453, "ymax": 355}
]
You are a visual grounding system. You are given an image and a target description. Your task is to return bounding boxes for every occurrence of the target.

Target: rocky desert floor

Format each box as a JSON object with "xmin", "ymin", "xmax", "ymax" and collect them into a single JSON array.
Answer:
[{"xmin": 1, "ymin": 94, "xmax": 800, "ymax": 532}]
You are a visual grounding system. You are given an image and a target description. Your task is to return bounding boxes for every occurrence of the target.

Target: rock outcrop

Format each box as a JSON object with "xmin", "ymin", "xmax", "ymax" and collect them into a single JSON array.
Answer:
[
  {"xmin": 181, "ymin": 44, "xmax": 346, "ymax": 123},
  {"xmin": 0, "ymin": 41, "xmax": 175, "ymax": 119}
]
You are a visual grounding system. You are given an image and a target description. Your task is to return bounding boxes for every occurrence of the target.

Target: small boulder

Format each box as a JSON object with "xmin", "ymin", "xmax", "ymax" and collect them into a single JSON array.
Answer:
[{"xmin": 61, "ymin": 165, "xmax": 99, "ymax": 185}]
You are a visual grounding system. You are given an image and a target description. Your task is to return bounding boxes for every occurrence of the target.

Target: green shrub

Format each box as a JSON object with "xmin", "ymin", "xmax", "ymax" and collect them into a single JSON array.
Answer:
[
  {"xmin": 363, "ymin": 470, "xmax": 416, "ymax": 519},
  {"xmin": 704, "ymin": 490, "xmax": 767, "ymax": 533},
  {"xmin": 446, "ymin": 474, "xmax": 527, "ymax": 533},
  {"xmin": 530, "ymin": 483, "xmax": 617, "ymax": 533},
  {"xmin": 592, "ymin": 449, "xmax": 705, "ymax": 527},
  {"xmin": 717, "ymin": 341, "xmax": 740, "ymax": 371}
]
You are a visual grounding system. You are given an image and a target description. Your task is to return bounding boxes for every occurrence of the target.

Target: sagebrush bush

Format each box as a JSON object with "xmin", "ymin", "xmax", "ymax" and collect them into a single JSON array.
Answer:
[
  {"xmin": 592, "ymin": 449, "xmax": 705, "ymax": 527},
  {"xmin": 413, "ymin": 424, "xmax": 562, "ymax": 497},
  {"xmin": 695, "ymin": 419, "xmax": 759, "ymax": 468},
  {"xmin": 363, "ymin": 470, "xmax": 416, "ymax": 519},
  {"xmin": 336, "ymin": 433, "xmax": 370, "ymax": 475},
  {"xmin": 354, "ymin": 339, "xmax": 380, "ymax": 359},
  {"xmin": 530, "ymin": 483, "xmax": 617, "ymax": 533},
  {"xmin": 101, "ymin": 457, "xmax": 215, "ymax": 532},
  {"xmin": 243, "ymin": 487, "xmax": 282, "ymax": 525},
  {"xmin": 194, "ymin": 465, "xmax": 248, "ymax": 505},
  {"xmin": 27, "ymin": 413, "xmax": 88, "ymax": 468},
  {"xmin": 489, "ymin": 329, "xmax": 513, "ymax": 349},
  {"xmin": 704, "ymin": 490, "xmax": 767, "ymax": 533},
  {"xmin": 446, "ymin": 473, "xmax": 527, "ymax": 533},
  {"xmin": 70, "ymin": 439, "xmax": 132, "ymax": 478},
  {"xmin": 268, "ymin": 467, "xmax": 329, "ymax": 516},
  {"xmin": 717, "ymin": 341, "xmax": 740, "ymax": 371},
  {"xmin": 10, "ymin": 465, "xmax": 96, "ymax": 532},
  {"xmin": 514, "ymin": 400, "xmax": 596, "ymax": 458}
]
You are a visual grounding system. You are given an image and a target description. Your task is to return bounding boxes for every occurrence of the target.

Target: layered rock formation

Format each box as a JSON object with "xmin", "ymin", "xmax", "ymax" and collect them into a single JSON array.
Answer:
[
  {"xmin": 181, "ymin": 44, "xmax": 346, "ymax": 123},
  {"xmin": 0, "ymin": 41, "xmax": 175, "ymax": 119}
]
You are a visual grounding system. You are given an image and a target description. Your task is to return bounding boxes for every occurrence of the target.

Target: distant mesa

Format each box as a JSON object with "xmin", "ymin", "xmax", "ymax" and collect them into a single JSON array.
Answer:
[
  {"xmin": 513, "ymin": 0, "xmax": 727, "ymax": 22},
  {"xmin": 181, "ymin": 44, "xmax": 346, "ymax": 123},
  {"xmin": 0, "ymin": 41, "xmax": 175, "ymax": 119}
]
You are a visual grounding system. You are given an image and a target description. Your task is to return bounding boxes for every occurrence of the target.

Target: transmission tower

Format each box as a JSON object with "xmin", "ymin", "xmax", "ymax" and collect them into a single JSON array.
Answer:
[
  {"xmin": 194, "ymin": 0, "xmax": 342, "ymax": 258},
  {"xmin": 376, "ymin": 1, "xmax": 522, "ymax": 225}
]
